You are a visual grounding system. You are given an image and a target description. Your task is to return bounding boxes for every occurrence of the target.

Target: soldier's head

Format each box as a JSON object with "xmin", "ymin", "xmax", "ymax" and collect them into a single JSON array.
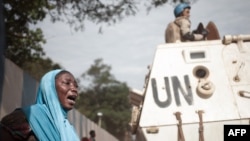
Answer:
[{"xmin": 174, "ymin": 3, "xmax": 191, "ymax": 18}]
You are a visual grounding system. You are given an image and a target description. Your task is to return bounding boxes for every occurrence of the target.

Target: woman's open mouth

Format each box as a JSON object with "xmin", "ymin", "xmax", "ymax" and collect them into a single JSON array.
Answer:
[{"xmin": 67, "ymin": 95, "xmax": 77, "ymax": 105}]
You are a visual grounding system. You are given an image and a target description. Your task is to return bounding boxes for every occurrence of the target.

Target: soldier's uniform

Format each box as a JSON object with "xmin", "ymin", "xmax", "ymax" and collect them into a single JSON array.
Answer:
[
  {"xmin": 165, "ymin": 16, "xmax": 204, "ymax": 43},
  {"xmin": 165, "ymin": 3, "xmax": 207, "ymax": 43}
]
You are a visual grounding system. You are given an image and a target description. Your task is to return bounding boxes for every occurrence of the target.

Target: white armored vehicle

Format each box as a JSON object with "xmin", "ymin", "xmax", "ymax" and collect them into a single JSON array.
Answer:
[{"xmin": 129, "ymin": 34, "xmax": 250, "ymax": 141}]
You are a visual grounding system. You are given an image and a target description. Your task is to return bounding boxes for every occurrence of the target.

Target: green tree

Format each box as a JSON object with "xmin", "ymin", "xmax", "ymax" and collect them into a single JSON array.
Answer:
[
  {"xmin": 3, "ymin": 0, "xmax": 138, "ymax": 69},
  {"xmin": 75, "ymin": 58, "xmax": 131, "ymax": 141},
  {"xmin": 4, "ymin": 0, "xmax": 55, "ymax": 79},
  {"xmin": 4, "ymin": 0, "xmax": 49, "ymax": 64},
  {"xmin": 2, "ymin": 0, "xmax": 199, "ymax": 139},
  {"xmin": 3, "ymin": 0, "xmax": 197, "ymax": 79}
]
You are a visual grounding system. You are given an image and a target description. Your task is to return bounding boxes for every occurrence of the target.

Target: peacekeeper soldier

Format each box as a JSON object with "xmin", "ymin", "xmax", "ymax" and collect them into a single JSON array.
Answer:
[{"xmin": 165, "ymin": 3, "xmax": 208, "ymax": 43}]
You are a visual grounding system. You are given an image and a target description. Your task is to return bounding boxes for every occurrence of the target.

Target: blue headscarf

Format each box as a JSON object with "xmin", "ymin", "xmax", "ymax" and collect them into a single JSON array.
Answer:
[{"xmin": 22, "ymin": 69, "xmax": 80, "ymax": 141}]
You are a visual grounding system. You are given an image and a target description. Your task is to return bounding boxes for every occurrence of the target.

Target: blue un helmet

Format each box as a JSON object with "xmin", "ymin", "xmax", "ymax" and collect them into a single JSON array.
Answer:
[{"xmin": 174, "ymin": 3, "xmax": 191, "ymax": 17}]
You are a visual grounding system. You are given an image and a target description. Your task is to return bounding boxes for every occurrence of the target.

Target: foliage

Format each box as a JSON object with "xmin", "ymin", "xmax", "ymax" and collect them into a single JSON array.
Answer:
[
  {"xmin": 3, "ymin": 0, "xmax": 198, "ymax": 80},
  {"xmin": 3, "ymin": 0, "xmax": 61, "ymax": 80},
  {"xmin": 46, "ymin": 0, "xmax": 138, "ymax": 31},
  {"xmin": 1, "ymin": 0, "xmax": 200, "ymax": 140},
  {"xmin": 4, "ymin": 0, "xmax": 49, "ymax": 61},
  {"xmin": 2, "ymin": 0, "xmax": 199, "ymax": 137},
  {"xmin": 75, "ymin": 59, "xmax": 131, "ymax": 141},
  {"xmin": 3, "ymin": 0, "xmax": 141, "ymax": 69}
]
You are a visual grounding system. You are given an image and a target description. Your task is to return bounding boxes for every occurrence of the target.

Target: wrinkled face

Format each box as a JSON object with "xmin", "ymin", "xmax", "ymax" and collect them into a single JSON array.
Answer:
[
  {"xmin": 182, "ymin": 8, "xmax": 190, "ymax": 17},
  {"xmin": 55, "ymin": 72, "xmax": 78, "ymax": 111}
]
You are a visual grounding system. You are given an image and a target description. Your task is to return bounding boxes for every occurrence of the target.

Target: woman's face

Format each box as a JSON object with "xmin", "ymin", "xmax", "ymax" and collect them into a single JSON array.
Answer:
[{"xmin": 55, "ymin": 72, "xmax": 78, "ymax": 111}]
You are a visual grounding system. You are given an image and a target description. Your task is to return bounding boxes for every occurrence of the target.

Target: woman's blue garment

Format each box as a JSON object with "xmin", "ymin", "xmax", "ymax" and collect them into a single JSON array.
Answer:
[{"xmin": 22, "ymin": 69, "xmax": 80, "ymax": 141}]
